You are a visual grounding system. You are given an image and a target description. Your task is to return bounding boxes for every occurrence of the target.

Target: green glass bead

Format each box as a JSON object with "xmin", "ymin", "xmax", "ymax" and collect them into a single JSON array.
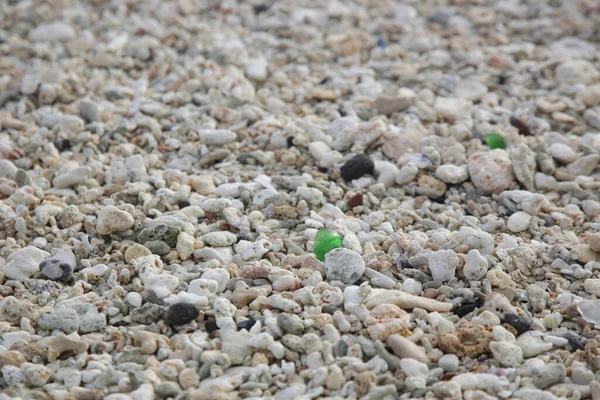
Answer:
[
  {"xmin": 314, "ymin": 229, "xmax": 343, "ymax": 261},
  {"xmin": 486, "ymin": 134, "xmax": 506, "ymax": 150}
]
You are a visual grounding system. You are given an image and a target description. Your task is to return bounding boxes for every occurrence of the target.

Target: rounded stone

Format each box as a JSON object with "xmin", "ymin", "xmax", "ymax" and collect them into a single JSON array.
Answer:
[
  {"xmin": 96, "ymin": 206, "xmax": 134, "ymax": 235},
  {"xmin": 324, "ymin": 248, "xmax": 365, "ymax": 284},
  {"xmin": 144, "ymin": 240, "xmax": 171, "ymax": 256},
  {"xmin": 468, "ymin": 150, "xmax": 515, "ymax": 194},
  {"xmin": 340, "ymin": 154, "xmax": 375, "ymax": 182},
  {"xmin": 507, "ymin": 211, "xmax": 532, "ymax": 233},
  {"xmin": 166, "ymin": 303, "xmax": 199, "ymax": 326}
]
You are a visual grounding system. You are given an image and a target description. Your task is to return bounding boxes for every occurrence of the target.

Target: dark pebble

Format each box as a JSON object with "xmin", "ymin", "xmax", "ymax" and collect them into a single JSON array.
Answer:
[
  {"xmin": 166, "ymin": 303, "xmax": 199, "ymax": 326},
  {"xmin": 112, "ymin": 320, "xmax": 128, "ymax": 327},
  {"xmin": 138, "ymin": 224, "xmax": 180, "ymax": 248},
  {"xmin": 510, "ymin": 116, "xmax": 532, "ymax": 136},
  {"xmin": 340, "ymin": 154, "xmax": 375, "ymax": 182},
  {"xmin": 453, "ymin": 300, "xmax": 482, "ymax": 317},
  {"xmin": 503, "ymin": 313, "xmax": 531, "ymax": 335},
  {"xmin": 204, "ymin": 319, "xmax": 219, "ymax": 333},
  {"xmin": 552, "ymin": 332, "xmax": 587, "ymax": 350},
  {"xmin": 347, "ymin": 193, "xmax": 363, "ymax": 208},
  {"xmin": 178, "ymin": 201, "xmax": 190, "ymax": 209},
  {"xmin": 333, "ymin": 339, "xmax": 349, "ymax": 357},
  {"xmin": 53, "ymin": 137, "xmax": 71, "ymax": 152},
  {"xmin": 253, "ymin": 4, "xmax": 269, "ymax": 14},
  {"xmin": 131, "ymin": 303, "xmax": 163, "ymax": 324},
  {"xmin": 237, "ymin": 319, "xmax": 258, "ymax": 331},
  {"xmin": 396, "ymin": 254, "xmax": 413, "ymax": 269},
  {"xmin": 286, "ymin": 136, "xmax": 295, "ymax": 147},
  {"xmin": 376, "ymin": 37, "xmax": 388, "ymax": 48}
]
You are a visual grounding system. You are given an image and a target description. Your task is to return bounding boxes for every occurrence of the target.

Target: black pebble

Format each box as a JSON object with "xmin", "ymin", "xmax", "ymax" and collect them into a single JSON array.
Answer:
[
  {"xmin": 333, "ymin": 339, "xmax": 349, "ymax": 357},
  {"xmin": 503, "ymin": 313, "xmax": 531, "ymax": 335},
  {"xmin": 204, "ymin": 319, "xmax": 219, "ymax": 333},
  {"xmin": 253, "ymin": 4, "xmax": 269, "ymax": 14},
  {"xmin": 340, "ymin": 154, "xmax": 375, "ymax": 182},
  {"xmin": 178, "ymin": 201, "xmax": 190, "ymax": 209},
  {"xmin": 396, "ymin": 254, "xmax": 413, "ymax": 269},
  {"xmin": 166, "ymin": 303, "xmax": 199, "ymax": 326},
  {"xmin": 453, "ymin": 300, "xmax": 481, "ymax": 317},
  {"xmin": 510, "ymin": 116, "xmax": 532, "ymax": 137},
  {"xmin": 554, "ymin": 332, "xmax": 587, "ymax": 350},
  {"xmin": 286, "ymin": 136, "xmax": 295, "ymax": 147},
  {"xmin": 53, "ymin": 137, "xmax": 71, "ymax": 152},
  {"xmin": 237, "ymin": 319, "xmax": 257, "ymax": 331}
]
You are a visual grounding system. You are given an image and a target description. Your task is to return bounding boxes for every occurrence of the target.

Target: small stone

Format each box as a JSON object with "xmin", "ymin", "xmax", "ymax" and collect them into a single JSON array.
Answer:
[
  {"xmin": 532, "ymin": 363, "xmax": 566, "ymax": 389},
  {"xmin": 79, "ymin": 101, "xmax": 100, "ymax": 122},
  {"xmin": 434, "ymin": 97, "xmax": 472, "ymax": 121},
  {"xmin": 28, "ymin": 22, "xmax": 75, "ymax": 41},
  {"xmin": 166, "ymin": 303, "xmax": 199, "ymax": 326},
  {"xmin": 555, "ymin": 59, "xmax": 600, "ymax": 84},
  {"xmin": 516, "ymin": 332, "xmax": 553, "ymax": 358},
  {"xmin": 176, "ymin": 232, "xmax": 195, "ymax": 261},
  {"xmin": 374, "ymin": 88, "xmax": 416, "ymax": 115},
  {"xmin": 313, "ymin": 229, "xmax": 344, "ymax": 261},
  {"xmin": 468, "ymin": 150, "xmax": 515, "ymax": 194},
  {"xmin": 489, "ymin": 341, "xmax": 523, "ymax": 367},
  {"xmin": 506, "ymin": 211, "xmax": 532, "ymax": 233},
  {"xmin": 145, "ymin": 240, "xmax": 171, "ymax": 256},
  {"xmin": 188, "ymin": 175, "xmax": 216, "ymax": 195},
  {"xmin": 138, "ymin": 224, "xmax": 181, "ymax": 248},
  {"xmin": 455, "ymin": 79, "xmax": 488, "ymax": 101},
  {"xmin": 203, "ymin": 231, "xmax": 237, "ymax": 247},
  {"xmin": 548, "ymin": 143, "xmax": 576, "ymax": 164},
  {"xmin": 245, "ymin": 58, "xmax": 268, "ymax": 81},
  {"xmin": 387, "ymin": 334, "xmax": 429, "ymax": 363},
  {"xmin": 125, "ymin": 244, "xmax": 152, "ymax": 262},
  {"xmin": 37, "ymin": 308, "xmax": 80, "ymax": 333},
  {"xmin": 53, "ymin": 166, "xmax": 92, "ymax": 188},
  {"xmin": 463, "ymin": 249, "xmax": 488, "ymax": 280},
  {"xmin": 428, "ymin": 250, "xmax": 459, "ymax": 282},
  {"xmin": 340, "ymin": 154, "xmax": 375, "ymax": 182},
  {"xmin": 126, "ymin": 292, "xmax": 143, "ymax": 308},
  {"xmin": 324, "ymin": 248, "xmax": 365, "ymax": 284},
  {"xmin": 435, "ymin": 164, "xmax": 469, "ymax": 184},
  {"xmin": 1, "ymin": 246, "xmax": 49, "ymax": 281},
  {"xmin": 39, "ymin": 251, "xmax": 76, "ymax": 282},
  {"xmin": 577, "ymin": 299, "xmax": 600, "ymax": 324},
  {"xmin": 96, "ymin": 206, "xmax": 134, "ymax": 235},
  {"xmin": 277, "ymin": 313, "xmax": 305, "ymax": 335},
  {"xmin": 438, "ymin": 354, "xmax": 459, "ymax": 372}
]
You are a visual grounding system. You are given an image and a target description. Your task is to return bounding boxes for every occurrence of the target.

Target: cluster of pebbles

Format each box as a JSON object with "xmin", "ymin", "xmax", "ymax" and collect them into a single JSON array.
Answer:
[{"xmin": 2, "ymin": 0, "xmax": 600, "ymax": 399}]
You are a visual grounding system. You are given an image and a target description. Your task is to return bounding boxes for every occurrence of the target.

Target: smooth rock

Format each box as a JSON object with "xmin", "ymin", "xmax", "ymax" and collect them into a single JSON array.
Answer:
[
  {"xmin": 324, "ymin": 248, "xmax": 365, "ymax": 284},
  {"xmin": 29, "ymin": 22, "xmax": 75, "ymax": 41},
  {"xmin": 96, "ymin": 206, "xmax": 134, "ymax": 235}
]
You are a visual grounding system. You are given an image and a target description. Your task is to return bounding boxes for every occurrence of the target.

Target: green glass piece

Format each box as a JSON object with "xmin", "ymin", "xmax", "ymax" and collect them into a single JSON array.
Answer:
[
  {"xmin": 486, "ymin": 134, "xmax": 506, "ymax": 150},
  {"xmin": 314, "ymin": 229, "xmax": 344, "ymax": 261}
]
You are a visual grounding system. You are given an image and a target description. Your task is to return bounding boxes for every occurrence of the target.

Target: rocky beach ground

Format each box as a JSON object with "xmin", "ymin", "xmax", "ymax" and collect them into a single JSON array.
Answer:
[{"xmin": 2, "ymin": 0, "xmax": 600, "ymax": 399}]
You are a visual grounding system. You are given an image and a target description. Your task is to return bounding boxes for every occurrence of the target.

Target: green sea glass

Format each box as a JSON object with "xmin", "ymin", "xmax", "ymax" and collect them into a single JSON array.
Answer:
[
  {"xmin": 314, "ymin": 228, "xmax": 343, "ymax": 261},
  {"xmin": 486, "ymin": 134, "xmax": 506, "ymax": 150}
]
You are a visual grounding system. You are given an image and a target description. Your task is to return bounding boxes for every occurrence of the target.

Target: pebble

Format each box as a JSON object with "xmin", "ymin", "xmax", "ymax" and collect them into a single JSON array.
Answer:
[
  {"xmin": 340, "ymin": 154, "xmax": 375, "ymax": 182},
  {"xmin": 387, "ymin": 334, "xmax": 429, "ymax": 363},
  {"xmin": 28, "ymin": 22, "xmax": 75, "ymax": 41},
  {"xmin": 324, "ymin": 248, "xmax": 365, "ymax": 284},
  {"xmin": 96, "ymin": 206, "xmax": 134, "ymax": 235},
  {"xmin": 468, "ymin": 150, "xmax": 515, "ymax": 194},
  {"xmin": 39, "ymin": 251, "xmax": 76, "ymax": 282},
  {"xmin": 428, "ymin": 250, "xmax": 459, "ymax": 282},
  {"xmin": 0, "ymin": 1, "xmax": 597, "ymax": 399},
  {"xmin": 507, "ymin": 211, "xmax": 532, "ymax": 233}
]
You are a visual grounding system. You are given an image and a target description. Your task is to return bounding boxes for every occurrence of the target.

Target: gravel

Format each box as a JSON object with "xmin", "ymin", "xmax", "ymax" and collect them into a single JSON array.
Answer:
[{"xmin": 1, "ymin": 0, "xmax": 600, "ymax": 399}]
